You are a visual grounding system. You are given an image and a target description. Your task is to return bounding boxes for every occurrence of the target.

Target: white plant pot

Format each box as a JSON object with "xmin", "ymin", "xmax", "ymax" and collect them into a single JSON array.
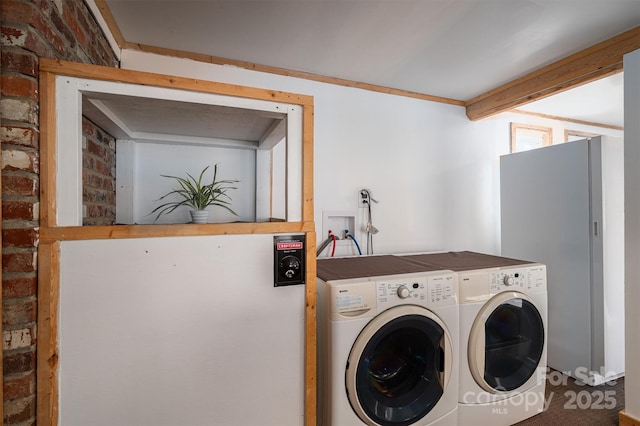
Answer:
[{"xmin": 190, "ymin": 210, "xmax": 210, "ymax": 224}]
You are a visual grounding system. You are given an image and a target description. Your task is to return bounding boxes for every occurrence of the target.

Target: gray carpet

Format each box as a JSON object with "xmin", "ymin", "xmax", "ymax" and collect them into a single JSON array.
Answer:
[{"xmin": 515, "ymin": 370, "xmax": 624, "ymax": 425}]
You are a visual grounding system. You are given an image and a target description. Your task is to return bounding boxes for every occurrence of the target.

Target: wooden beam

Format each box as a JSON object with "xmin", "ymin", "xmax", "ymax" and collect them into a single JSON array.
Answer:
[{"xmin": 466, "ymin": 26, "xmax": 640, "ymax": 121}]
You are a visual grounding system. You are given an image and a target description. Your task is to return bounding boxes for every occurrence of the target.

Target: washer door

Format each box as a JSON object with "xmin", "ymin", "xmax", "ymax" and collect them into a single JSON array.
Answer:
[
  {"xmin": 346, "ymin": 305, "xmax": 453, "ymax": 426},
  {"xmin": 468, "ymin": 291, "xmax": 544, "ymax": 393}
]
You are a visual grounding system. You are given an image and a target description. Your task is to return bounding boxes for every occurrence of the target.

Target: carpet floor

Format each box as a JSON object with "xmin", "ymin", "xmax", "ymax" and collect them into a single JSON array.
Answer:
[{"xmin": 515, "ymin": 369, "xmax": 624, "ymax": 425}]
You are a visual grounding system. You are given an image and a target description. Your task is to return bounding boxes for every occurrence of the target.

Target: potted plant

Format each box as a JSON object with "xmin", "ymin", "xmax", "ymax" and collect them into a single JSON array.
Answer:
[{"xmin": 150, "ymin": 164, "xmax": 239, "ymax": 224}]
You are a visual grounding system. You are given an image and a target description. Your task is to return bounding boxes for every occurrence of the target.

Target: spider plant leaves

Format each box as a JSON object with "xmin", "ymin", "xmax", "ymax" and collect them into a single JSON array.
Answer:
[{"xmin": 149, "ymin": 164, "xmax": 239, "ymax": 222}]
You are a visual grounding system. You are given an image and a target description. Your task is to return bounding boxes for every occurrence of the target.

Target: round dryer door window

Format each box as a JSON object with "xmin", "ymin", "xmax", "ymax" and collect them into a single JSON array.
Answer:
[
  {"xmin": 346, "ymin": 305, "xmax": 453, "ymax": 426},
  {"xmin": 468, "ymin": 291, "xmax": 544, "ymax": 393}
]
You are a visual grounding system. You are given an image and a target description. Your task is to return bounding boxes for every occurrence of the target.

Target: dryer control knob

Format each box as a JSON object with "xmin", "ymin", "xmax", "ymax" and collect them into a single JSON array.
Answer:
[
  {"xmin": 397, "ymin": 285, "xmax": 411, "ymax": 299},
  {"xmin": 503, "ymin": 275, "xmax": 515, "ymax": 286}
]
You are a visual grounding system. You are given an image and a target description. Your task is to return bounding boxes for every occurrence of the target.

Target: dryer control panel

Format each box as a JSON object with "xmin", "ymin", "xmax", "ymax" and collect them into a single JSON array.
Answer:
[{"xmin": 490, "ymin": 264, "xmax": 547, "ymax": 295}]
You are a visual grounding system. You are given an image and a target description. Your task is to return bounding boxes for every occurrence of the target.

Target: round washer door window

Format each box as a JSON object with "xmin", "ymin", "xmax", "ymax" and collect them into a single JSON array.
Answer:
[
  {"xmin": 346, "ymin": 305, "xmax": 453, "ymax": 426},
  {"xmin": 468, "ymin": 291, "xmax": 544, "ymax": 393}
]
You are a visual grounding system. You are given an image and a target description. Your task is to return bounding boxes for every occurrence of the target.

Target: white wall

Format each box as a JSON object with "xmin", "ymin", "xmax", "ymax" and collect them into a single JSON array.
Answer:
[
  {"xmin": 122, "ymin": 141, "xmax": 255, "ymax": 224},
  {"xmin": 120, "ymin": 50, "xmax": 623, "ymax": 257},
  {"xmin": 624, "ymin": 48, "xmax": 640, "ymax": 420}
]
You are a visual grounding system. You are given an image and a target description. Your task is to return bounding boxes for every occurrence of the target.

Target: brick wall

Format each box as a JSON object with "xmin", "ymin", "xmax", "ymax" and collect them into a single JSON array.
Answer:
[
  {"xmin": 1, "ymin": 0, "xmax": 118, "ymax": 423},
  {"xmin": 83, "ymin": 117, "xmax": 116, "ymax": 226}
]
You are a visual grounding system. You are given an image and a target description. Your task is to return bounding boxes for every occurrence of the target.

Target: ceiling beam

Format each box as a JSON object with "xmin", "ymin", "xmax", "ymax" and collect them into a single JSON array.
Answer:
[{"xmin": 465, "ymin": 26, "xmax": 640, "ymax": 121}]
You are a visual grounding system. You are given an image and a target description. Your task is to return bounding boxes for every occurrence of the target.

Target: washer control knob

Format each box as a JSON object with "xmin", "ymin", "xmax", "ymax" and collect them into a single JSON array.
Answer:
[
  {"xmin": 503, "ymin": 275, "xmax": 515, "ymax": 286},
  {"xmin": 397, "ymin": 285, "xmax": 411, "ymax": 299}
]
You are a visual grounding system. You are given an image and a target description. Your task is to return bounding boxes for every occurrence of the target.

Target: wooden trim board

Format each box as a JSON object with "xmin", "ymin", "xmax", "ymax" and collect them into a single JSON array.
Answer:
[
  {"xmin": 511, "ymin": 108, "xmax": 624, "ymax": 132},
  {"xmin": 39, "ymin": 221, "xmax": 315, "ymax": 243},
  {"xmin": 36, "ymin": 242, "xmax": 60, "ymax": 426},
  {"xmin": 37, "ymin": 60, "xmax": 316, "ymax": 425},
  {"xmin": 620, "ymin": 410, "xmax": 640, "ymax": 426},
  {"xmin": 40, "ymin": 59, "xmax": 313, "ymax": 106}
]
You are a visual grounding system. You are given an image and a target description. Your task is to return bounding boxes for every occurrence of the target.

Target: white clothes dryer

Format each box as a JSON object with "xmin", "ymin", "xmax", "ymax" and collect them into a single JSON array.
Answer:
[
  {"xmin": 400, "ymin": 252, "xmax": 547, "ymax": 426},
  {"xmin": 316, "ymin": 256, "xmax": 459, "ymax": 426}
]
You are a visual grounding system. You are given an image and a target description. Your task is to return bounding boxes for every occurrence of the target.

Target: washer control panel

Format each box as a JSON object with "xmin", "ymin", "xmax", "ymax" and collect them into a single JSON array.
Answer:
[{"xmin": 377, "ymin": 273, "xmax": 457, "ymax": 309}]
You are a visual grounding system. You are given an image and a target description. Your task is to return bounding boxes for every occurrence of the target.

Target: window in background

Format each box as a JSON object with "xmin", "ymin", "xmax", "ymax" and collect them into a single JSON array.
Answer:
[
  {"xmin": 510, "ymin": 123, "xmax": 553, "ymax": 153},
  {"xmin": 565, "ymin": 129, "xmax": 600, "ymax": 142}
]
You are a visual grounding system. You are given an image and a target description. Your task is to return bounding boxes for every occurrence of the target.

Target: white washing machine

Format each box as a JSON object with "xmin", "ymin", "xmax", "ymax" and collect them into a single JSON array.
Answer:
[
  {"xmin": 399, "ymin": 252, "xmax": 547, "ymax": 426},
  {"xmin": 316, "ymin": 255, "xmax": 459, "ymax": 426}
]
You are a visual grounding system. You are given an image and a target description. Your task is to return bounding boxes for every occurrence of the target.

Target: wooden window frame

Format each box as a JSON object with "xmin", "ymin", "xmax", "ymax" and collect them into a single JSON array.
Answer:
[
  {"xmin": 565, "ymin": 129, "xmax": 600, "ymax": 142},
  {"xmin": 510, "ymin": 122, "xmax": 553, "ymax": 153}
]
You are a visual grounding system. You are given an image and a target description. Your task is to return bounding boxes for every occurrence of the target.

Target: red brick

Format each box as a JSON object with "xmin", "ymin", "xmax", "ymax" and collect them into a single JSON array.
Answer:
[
  {"xmin": 2, "ymin": 228, "xmax": 39, "ymax": 248},
  {"xmin": 1, "ymin": 126, "xmax": 39, "ymax": 147},
  {"xmin": 102, "ymin": 177, "xmax": 115, "ymax": 191},
  {"xmin": 1, "ymin": 98, "xmax": 39, "ymax": 124},
  {"xmin": 94, "ymin": 160, "xmax": 112, "ymax": 177},
  {"xmin": 3, "ymin": 148, "xmax": 39, "ymax": 173},
  {"xmin": 1, "ymin": 25, "xmax": 54, "ymax": 60},
  {"xmin": 3, "ymin": 326, "xmax": 35, "ymax": 350},
  {"xmin": 76, "ymin": 1, "xmax": 92, "ymax": 35},
  {"xmin": 2, "ymin": 276, "xmax": 37, "ymax": 299},
  {"xmin": 2, "ymin": 1, "xmax": 66, "ymax": 55},
  {"xmin": 3, "ymin": 299, "xmax": 37, "ymax": 325},
  {"xmin": 82, "ymin": 118, "xmax": 97, "ymax": 137},
  {"xmin": 85, "ymin": 173, "xmax": 104, "ymax": 189},
  {"xmin": 3, "ymin": 373, "xmax": 35, "ymax": 400},
  {"xmin": 1, "ymin": 75, "xmax": 38, "ymax": 99},
  {"xmin": 3, "ymin": 395, "xmax": 35, "ymax": 424},
  {"xmin": 63, "ymin": 5, "xmax": 86, "ymax": 46},
  {"xmin": 4, "ymin": 350, "xmax": 36, "ymax": 375},
  {"xmin": 2, "ymin": 200, "xmax": 37, "ymax": 221},
  {"xmin": 2, "ymin": 252, "xmax": 37, "ymax": 273},
  {"xmin": 49, "ymin": 3, "xmax": 76, "ymax": 50},
  {"xmin": 0, "ymin": 50, "xmax": 38, "ymax": 76},
  {"xmin": 1, "ymin": 25, "xmax": 27, "ymax": 47},
  {"xmin": 2, "ymin": 173, "xmax": 38, "ymax": 196},
  {"xmin": 87, "ymin": 139, "xmax": 107, "ymax": 159}
]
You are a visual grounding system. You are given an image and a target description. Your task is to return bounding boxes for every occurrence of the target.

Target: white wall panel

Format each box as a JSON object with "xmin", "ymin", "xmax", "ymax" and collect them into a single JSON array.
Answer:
[{"xmin": 59, "ymin": 235, "xmax": 305, "ymax": 425}]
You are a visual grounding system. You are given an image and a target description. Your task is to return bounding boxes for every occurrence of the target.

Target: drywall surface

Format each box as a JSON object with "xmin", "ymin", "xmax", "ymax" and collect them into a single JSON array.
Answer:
[
  {"xmin": 121, "ymin": 50, "xmax": 623, "ymax": 256},
  {"xmin": 59, "ymin": 235, "xmax": 305, "ymax": 425}
]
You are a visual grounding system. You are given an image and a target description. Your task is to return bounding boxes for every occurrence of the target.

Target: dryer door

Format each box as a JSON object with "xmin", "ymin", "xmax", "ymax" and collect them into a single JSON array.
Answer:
[
  {"xmin": 345, "ymin": 305, "xmax": 453, "ymax": 426},
  {"xmin": 468, "ymin": 291, "xmax": 544, "ymax": 393}
]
